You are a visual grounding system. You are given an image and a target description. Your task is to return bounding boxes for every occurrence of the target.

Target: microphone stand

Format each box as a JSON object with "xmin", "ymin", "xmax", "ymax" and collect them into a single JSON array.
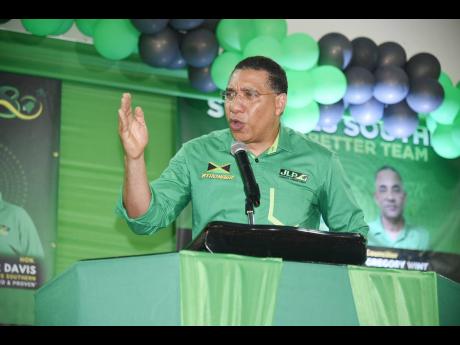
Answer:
[{"xmin": 245, "ymin": 198, "xmax": 255, "ymax": 225}]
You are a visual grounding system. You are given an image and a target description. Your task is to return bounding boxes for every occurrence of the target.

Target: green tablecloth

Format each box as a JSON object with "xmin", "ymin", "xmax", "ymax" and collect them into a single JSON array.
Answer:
[{"xmin": 35, "ymin": 251, "xmax": 460, "ymax": 325}]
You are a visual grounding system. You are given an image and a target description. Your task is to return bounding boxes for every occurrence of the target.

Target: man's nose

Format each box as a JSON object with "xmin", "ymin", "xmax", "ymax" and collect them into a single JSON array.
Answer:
[
  {"xmin": 385, "ymin": 191, "xmax": 396, "ymax": 200},
  {"xmin": 229, "ymin": 94, "xmax": 246, "ymax": 112}
]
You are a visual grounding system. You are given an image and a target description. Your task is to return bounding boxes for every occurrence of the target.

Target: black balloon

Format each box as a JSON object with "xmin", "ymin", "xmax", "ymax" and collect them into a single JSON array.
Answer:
[
  {"xmin": 318, "ymin": 32, "xmax": 352, "ymax": 69},
  {"xmin": 349, "ymin": 97, "xmax": 384, "ymax": 125},
  {"xmin": 168, "ymin": 50, "xmax": 187, "ymax": 69},
  {"xmin": 344, "ymin": 66, "xmax": 375, "ymax": 105},
  {"xmin": 131, "ymin": 19, "xmax": 169, "ymax": 34},
  {"xmin": 318, "ymin": 100, "xmax": 345, "ymax": 128},
  {"xmin": 383, "ymin": 100, "xmax": 419, "ymax": 138},
  {"xmin": 139, "ymin": 27, "xmax": 181, "ymax": 68},
  {"xmin": 188, "ymin": 65, "xmax": 218, "ymax": 93},
  {"xmin": 201, "ymin": 19, "xmax": 221, "ymax": 32},
  {"xmin": 373, "ymin": 66, "xmax": 409, "ymax": 104},
  {"xmin": 377, "ymin": 41, "xmax": 406, "ymax": 68},
  {"xmin": 406, "ymin": 77, "xmax": 444, "ymax": 113},
  {"xmin": 170, "ymin": 19, "xmax": 204, "ymax": 31},
  {"xmin": 350, "ymin": 37, "xmax": 378, "ymax": 71},
  {"xmin": 405, "ymin": 52, "xmax": 441, "ymax": 80},
  {"xmin": 181, "ymin": 28, "xmax": 218, "ymax": 68}
]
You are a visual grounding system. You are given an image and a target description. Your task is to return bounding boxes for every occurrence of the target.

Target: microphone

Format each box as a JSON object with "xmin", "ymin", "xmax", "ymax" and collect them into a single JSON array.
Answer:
[{"xmin": 231, "ymin": 141, "xmax": 260, "ymax": 208}]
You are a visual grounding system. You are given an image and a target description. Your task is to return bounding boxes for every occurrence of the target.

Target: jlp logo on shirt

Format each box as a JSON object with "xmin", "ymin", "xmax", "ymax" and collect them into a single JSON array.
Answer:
[{"xmin": 279, "ymin": 169, "xmax": 309, "ymax": 184}]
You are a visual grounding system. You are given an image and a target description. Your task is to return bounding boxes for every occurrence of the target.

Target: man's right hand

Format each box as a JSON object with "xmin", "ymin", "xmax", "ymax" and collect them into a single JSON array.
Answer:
[{"xmin": 118, "ymin": 93, "xmax": 149, "ymax": 160}]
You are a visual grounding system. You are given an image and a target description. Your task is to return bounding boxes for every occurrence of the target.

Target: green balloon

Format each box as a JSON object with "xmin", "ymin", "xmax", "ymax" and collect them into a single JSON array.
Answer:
[
  {"xmin": 425, "ymin": 114, "xmax": 438, "ymax": 133},
  {"xmin": 456, "ymin": 81, "xmax": 460, "ymax": 89},
  {"xmin": 451, "ymin": 112, "xmax": 460, "ymax": 148},
  {"xmin": 430, "ymin": 86, "xmax": 460, "ymax": 125},
  {"xmin": 216, "ymin": 19, "xmax": 256, "ymax": 53},
  {"xmin": 439, "ymin": 71, "xmax": 453, "ymax": 89},
  {"xmin": 21, "ymin": 19, "xmax": 66, "ymax": 36},
  {"xmin": 210, "ymin": 52, "xmax": 243, "ymax": 90},
  {"xmin": 310, "ymin": 65, "xmax": 347, "ymax": 105},
  {"xmin": 243, "ymin": 36, "xmax": 282, "ymax": 63},
  {"xmin": 281, "ymin": 102, "xmax": 320, "ymax": 133},
  {"xmin": 279, "ymin": 33, "xmax": 319, "ymax": 71},
  {"xmin": 431, "ymin": 123, "xmax": 460, "ymax": 159},
  {"xmin": 286, "ymin": 69, "xmax": 315, "ymax": 108},
  {"xmin": 253, "ymin": 19, "xmax": 287, "ymax": 41},
  {"xmin": 76, "ymin": 19, "xmax": 100, "ymax": 37},
  {"xmin": 93, "ymin": 19, "xmax": 140, "ymax": 60},
  {"xmin": 52, "ymin": 19, "xmax": 74, "ymax": 35}
]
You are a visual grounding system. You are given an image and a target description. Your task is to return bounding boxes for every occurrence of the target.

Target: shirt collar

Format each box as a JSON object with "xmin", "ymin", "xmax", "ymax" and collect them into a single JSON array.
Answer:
[{"xmin": 276, "ymin": 124, "xmax": 293, "ymax": 153}]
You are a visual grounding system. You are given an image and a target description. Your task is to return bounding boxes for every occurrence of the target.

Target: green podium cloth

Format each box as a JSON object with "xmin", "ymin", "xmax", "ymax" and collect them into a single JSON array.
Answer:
[
  {"xmin": 348, "ymin": 266, "xmax": 439, "ymax": 325},
  {"xmin": 180, "ymin": 250, "xmax": 282, "ymax": 325},
  {"xmin": 35, "ymin": 251, "xmax": 460, "ymax": 325}
]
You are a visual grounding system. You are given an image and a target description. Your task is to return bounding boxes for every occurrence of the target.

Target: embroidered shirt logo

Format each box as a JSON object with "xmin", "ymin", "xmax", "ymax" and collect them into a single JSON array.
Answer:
[
  {"xmin": 202, "ymin": 162, "xmax": 234, "ymax": 180},
  {"xmin": 279, "ymin": 169, "xmax": 308, "ymax": 183}
]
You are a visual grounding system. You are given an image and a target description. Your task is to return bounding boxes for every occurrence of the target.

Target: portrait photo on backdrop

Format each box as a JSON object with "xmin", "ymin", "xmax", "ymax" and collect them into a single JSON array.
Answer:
[
  {"xmin": 367, "ymin": 165, "xmax": 430, "ymax": 251},
  {"xmin": 0, "ymin": 192, "xmax": 45, "ymax": 259}
]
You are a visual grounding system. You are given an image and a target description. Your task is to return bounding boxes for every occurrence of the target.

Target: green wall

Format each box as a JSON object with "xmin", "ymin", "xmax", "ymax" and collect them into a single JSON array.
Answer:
[{"xmin": 56, "ymin": 81, "xmax": 177, "ymax": 274}]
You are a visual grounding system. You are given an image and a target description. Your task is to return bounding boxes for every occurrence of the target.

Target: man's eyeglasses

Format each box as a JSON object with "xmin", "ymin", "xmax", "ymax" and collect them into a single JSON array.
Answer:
[{"xmin": 221, "ymin": 89, "xmax": 279, "ymax": 103}]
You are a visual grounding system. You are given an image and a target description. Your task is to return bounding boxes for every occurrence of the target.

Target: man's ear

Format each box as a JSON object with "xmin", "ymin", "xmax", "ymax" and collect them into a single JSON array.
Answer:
[{"xmin": 275, "ymin": 93, "xmax": 287, "ymax": 117}]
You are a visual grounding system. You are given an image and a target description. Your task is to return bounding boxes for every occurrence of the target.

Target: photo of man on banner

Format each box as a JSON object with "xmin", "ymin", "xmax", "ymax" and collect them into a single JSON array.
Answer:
[
  {"xmin": 0, "ymin": 192, "xmax": 45, "ymax": 259},
  {"xmin": 367, "ymin": 165, "xmax": 430, "ymax": 250}
]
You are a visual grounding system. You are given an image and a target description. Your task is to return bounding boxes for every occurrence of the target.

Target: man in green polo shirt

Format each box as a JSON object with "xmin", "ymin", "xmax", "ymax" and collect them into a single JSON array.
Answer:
[
  {"xmin": 367, "ymin": 166, "xmax": 429, "ymax": 250},
  {"xmin": 0, "ymin": 192, "xmax": 44, "ymax": 259},
  {"xmin": 116, "ymin": 56, "xmax": 368, "ymax": 241}
]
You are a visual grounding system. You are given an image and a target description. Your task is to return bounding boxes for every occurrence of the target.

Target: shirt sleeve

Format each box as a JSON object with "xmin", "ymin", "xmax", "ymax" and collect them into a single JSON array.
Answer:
[
  {"xmin": 318, "ymin": 153, "xmax": 369, "ymax": 238},
  {"xmin": 115, "ymin": 145, "xmax": 192, "ymax": 236}
]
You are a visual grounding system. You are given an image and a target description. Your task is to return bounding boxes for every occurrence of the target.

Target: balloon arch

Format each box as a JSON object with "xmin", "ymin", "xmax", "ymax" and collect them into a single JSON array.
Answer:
[{"xmin": 10, "ymin": 19, "xmax": 460, "ymax": 159}]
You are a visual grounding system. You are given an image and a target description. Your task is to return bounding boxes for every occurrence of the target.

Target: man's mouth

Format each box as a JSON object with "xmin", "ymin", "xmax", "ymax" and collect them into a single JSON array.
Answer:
[
  {"xmin": 384, "ymin": 205, "xmax": 397, "ymax": 211},
  {"xmin": 229, "ymin": 119, "xmax": 245, "ymax": 131}
]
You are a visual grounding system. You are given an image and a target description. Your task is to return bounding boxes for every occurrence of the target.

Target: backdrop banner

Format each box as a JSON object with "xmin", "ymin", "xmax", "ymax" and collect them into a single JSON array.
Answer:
[
  {"xmin": 0, "ymin": 71, "xmax": 61, "ymax": 324},
  {"xmin": 175, "ymin": 97, "xmax": 460, "ymax": 283}
]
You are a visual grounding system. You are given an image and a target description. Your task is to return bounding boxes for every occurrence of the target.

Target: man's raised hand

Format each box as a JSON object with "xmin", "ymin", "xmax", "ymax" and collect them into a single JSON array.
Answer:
[{"xmin": 118, "ymin": 93, "xmax": 149, "ymax": 160}]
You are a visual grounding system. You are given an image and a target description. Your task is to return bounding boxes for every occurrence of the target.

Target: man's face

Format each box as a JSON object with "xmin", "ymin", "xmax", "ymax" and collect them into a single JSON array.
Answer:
[
  {"xmin": 224, "ymin": 69, "xmax": 286, "ymax": 144},
  {"xmin": 374, "ymin": 169, "xmax": 406, "ymax": 221}
]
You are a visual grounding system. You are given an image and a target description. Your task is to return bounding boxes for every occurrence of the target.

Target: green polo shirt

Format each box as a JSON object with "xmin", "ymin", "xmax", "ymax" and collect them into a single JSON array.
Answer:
[
  {"xmin": 0, "ymin": 193, "xmax": 44, "ymax": 259},
  {"xmin": 116, "ymin": 125, "xmax": 369, "ymax": 240},
  {"xmin": 367, "ymin": 216, "xmax": 430, "ymax": 250}
]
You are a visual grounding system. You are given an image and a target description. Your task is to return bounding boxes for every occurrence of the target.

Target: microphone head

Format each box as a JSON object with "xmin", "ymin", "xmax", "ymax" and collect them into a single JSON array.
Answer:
[{"xmin": 231, "ymin": 141, "xmax": 247, "ymax": 156}]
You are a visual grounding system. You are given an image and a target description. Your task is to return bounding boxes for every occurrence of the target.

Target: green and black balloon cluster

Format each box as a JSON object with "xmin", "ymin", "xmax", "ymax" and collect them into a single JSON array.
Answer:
[
  {"xmin": 318, "ymin": 33, "xmax": 460, "ymax": 158},
  {"xmin": 18, "ymin": 19, "xmax": 221, "ymax": 94},
  {"xmin": 133, "ymin": 19, "xmax": 220, "ymax": 93},
  {"xmin": 11, "ymin": 19, "xmax": 460, "ymax": 159}
]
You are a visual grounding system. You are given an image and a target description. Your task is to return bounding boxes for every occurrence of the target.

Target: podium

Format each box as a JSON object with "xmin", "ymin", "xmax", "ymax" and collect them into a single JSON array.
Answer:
[
  {"xmin": 186, "ymin": 221, "xmax": 367, "ymax": 265},
  {"xmin": 35, "ymin": 222, "xmax": 460, "ymax": 326}
]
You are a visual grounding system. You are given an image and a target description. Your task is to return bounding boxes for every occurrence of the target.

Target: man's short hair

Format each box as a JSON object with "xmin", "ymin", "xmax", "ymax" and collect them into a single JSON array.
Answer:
[
  {"xmin": 375, "ymin": 165, "xmax": 403, "ymax": 182},
  {"xmin": 232, "ymin": 56, "xmax": 288, "ymax": 94}
]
